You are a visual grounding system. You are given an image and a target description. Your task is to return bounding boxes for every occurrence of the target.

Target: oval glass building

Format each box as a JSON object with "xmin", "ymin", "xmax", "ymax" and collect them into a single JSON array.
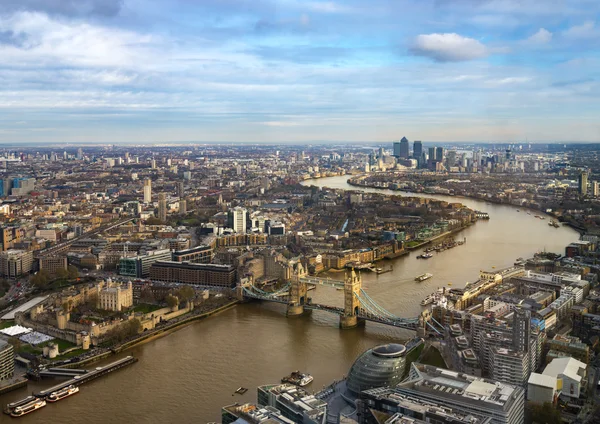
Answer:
[{"xmin": 347, "ymin": 343, "xmax": 407, "ymax": 395}]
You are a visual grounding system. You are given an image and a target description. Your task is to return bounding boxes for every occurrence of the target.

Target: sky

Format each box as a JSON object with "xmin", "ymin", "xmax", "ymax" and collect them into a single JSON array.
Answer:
[{"xmin": 0, "ymin": 0, "xmax": 599, "ymax": 144}]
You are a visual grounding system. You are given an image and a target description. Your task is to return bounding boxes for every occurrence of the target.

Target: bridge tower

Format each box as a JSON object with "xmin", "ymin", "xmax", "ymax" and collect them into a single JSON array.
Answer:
[
  {"xmin": 287, "ymin": 262, "xmax": 308, "ymax": 316},
  {"xmin": 340, "ymin": 268, "xmax": 365, "ymax": 329}
]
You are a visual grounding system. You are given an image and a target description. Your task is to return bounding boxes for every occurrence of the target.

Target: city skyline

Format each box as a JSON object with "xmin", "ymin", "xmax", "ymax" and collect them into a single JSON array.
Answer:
[{"xmin": 1, "ymin": 0, "xmax": 600, "ymax": 143}]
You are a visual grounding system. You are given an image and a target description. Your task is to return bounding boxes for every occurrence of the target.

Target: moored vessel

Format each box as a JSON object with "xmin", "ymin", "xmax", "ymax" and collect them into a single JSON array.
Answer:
[
  {"xmin": 417, "ymin": 253, "xmax": 433, "ymax": 259},
  {"xmin": 47, "ymin": 385, "xmax": 79, "ymax": 402},
  {"xmin": 282, "ymin": 371, "xmax": 313, "ymax": 386},
  {"xmin": 10, "ymin": 399, "xmax": 46, "ymax": 417}
]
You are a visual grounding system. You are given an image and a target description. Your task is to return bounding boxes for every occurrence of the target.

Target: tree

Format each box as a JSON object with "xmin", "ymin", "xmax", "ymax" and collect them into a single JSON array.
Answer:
[
  {"xmin": 525, "ymin": 402, "xmax": 561, "ymax": 424},
  {"xmin": 140, "ymin": 287, "xmax": 155, "ymax": 304},
  {"xmin": 67, "ymin": 265, "xmax": 79, "ymax": 280},
  {"xmin": 55, "ymin": 267, "xmax": 69, "ymax": 280},
  {"xmin": 31, "ymin": 270, "xmax": 50, "ymax": 289},
  {"xmin": 166, "ymin": 294, "xmax": 179, "ymax": 309},
  {"xmin": 177, "ymin": 286, "xmax": 195, "ymax": 302},
  {"xmin": 7, "ymin": 337, "xmax": 21, "ymax": 351}
]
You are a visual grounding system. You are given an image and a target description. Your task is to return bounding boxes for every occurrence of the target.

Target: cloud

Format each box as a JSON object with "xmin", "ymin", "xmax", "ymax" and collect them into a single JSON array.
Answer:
[
  {"xmin": 526, "ymin": 28, "xmax": 552, "ymax": 44},
  {"xmin": 563, "ymin": 21, "xmax": 598, "ymax": 39},
  {"xmin": 0, "ymin": 0, "xmax": 124, "ymax": 18},
  {"xmin": 411, "ymin": 33, "xmax": 489, "ymax": 62}
]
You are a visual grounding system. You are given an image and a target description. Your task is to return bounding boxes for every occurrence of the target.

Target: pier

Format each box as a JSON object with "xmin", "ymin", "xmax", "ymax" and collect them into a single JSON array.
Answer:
[
  {"xmin": 4, "ymin": 356, "xmax": 137, "ymax": 415},
  {"xmin": 35, "ymin": 356, "xmax": 137, "ymax": 397}
]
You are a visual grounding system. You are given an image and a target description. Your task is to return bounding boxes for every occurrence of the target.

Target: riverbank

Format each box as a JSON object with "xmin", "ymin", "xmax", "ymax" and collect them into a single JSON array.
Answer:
[
  {"xmin": 345, "ymin": 178, "xmax": 587, "ymax": 236},
  {"xmin": 405, "ymin": 225, "xmax": 472, "ymax": 251},
  {"xmin": 0, "ymin": 378, "xmax": 27, "ymax": 395},
  {"xmin": 60, "ymin": 300, "xmax": 238, "ymax": 369}
]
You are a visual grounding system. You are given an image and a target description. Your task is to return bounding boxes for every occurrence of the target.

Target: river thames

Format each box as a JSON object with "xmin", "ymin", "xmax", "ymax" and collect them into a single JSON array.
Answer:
[{"xmin": 0, "ymin": 175, "xmax": 580, "ymax": 422}]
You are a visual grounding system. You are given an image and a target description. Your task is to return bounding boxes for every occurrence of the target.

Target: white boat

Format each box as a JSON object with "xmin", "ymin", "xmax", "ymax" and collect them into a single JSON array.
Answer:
[
  {"xmin": 47, "ymin": 385, "xmax": 79, "ymax": 402},
  {"xmin": 299, "ymin": 374, "xmax": 314, "ymax": 386},
  {"xmin": 10, "ymin": 399, "xmax": 46, "ymax": 417},
  {"xmin": 415, "ymin": 273, "xmax": 433, "ymax": 282},
  {"xmin": 420, "ymin": 294, "xmax": 434, "ymax": 306}
]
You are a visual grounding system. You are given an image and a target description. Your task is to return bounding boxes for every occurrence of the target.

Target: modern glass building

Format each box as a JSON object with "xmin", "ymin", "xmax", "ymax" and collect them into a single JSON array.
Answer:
[{"xmin": 347, "ymin": 343, "xmax": 408, "ymax": 395}]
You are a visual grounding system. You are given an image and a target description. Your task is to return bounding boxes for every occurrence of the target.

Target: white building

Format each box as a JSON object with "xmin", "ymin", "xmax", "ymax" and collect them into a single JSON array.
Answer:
[
  {"xmin": 228, "ymin": 207, "xmax": 247, "ymax": 233},
  {"xmin": 527, "ymin": 373, "xmax": 556, "ymax": 404},
  {"xmin": 542, "ymin": 357, "xmax": 586, "ymax": 400}
]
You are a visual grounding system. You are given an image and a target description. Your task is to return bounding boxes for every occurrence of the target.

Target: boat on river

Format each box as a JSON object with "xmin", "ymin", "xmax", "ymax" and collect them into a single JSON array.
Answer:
[
  {"xmin": 10, "ymin": 399, "xmax": 46, "ymax": 417},
  {"xmin": 47, "ymin": 385, "xmax": 79, "ymax": 402},
  {"xmin": 415, "ymin": 273, "xmax": 433, "ymax": 282},
  {"xmin": 417, "ymin": 253, "xmax": 433, "ymax": 259},
  {"xmin": 282, "ymin": 371, "xmax": 313, "ymax": 386}
]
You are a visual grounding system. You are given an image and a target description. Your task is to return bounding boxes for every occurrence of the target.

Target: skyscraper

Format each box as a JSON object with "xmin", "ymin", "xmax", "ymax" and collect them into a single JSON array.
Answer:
[
  {"xmin": 143, "ymin": 179, "xmax": 152, "ymax": 204},
  {"xmin": 158, "ymin": 193, "xmax": 167, "ymax": 222},
  {"xmin": 578, "ymin": 171, "xmax": 588, "ymax": 196},
  {"xmin": 393, "ymin": 142, "xmax": 401, "ymax": 158},
  {"xmin": 413, "ymin": 140, "xmax": 422, "ymax": 159},
  {"xmin": 436, "ymin": 147, "xmax": 444, "ymax": 162},
  {"xmin": 177, "ymin": 181, "xmax": 184, "ymax": 198},
  {"xmin": 428, "ymin": 147, "xmax": 436, "ymax": 161},
  {"xmin": 399, "ymin": 137, "xmax": 409, "ymax": 159},
  {"xmin": 512, "ymin": 308, "xmax": 531, "ymax": 353},
  {"xmin": 228, "ymin": 207, "xmax": 247, "ymax": 233},
  {"xmin": 179, "ymin": 199, "xmax": 187, "ymax": 215}
]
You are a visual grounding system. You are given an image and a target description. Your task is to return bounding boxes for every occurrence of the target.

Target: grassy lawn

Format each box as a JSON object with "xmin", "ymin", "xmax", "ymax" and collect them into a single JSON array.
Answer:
[
  {"xmin": 39, "ymin": 339, "xmax": 76, "ymax": 351},
  {"xmin": 420, "ymin": 346, "xmax": 447, "ymax": 369},
  {"xmin": 57, "ymin": 348, "xmax": 86, "ymax": 359},
  {"xmin": 134, "ymin": 303, "xmax": 162, "ymax": 314},
  {"xmin": 17, "ymin": 344, "xmax": 40, "ymax": 355},
  {"xmin": 0, "ymin": 320, "xmax": 15, "ymax": 329},
  {"xmin": 405, "ymin": 240, "xmax": 423, "ymax": 248}
]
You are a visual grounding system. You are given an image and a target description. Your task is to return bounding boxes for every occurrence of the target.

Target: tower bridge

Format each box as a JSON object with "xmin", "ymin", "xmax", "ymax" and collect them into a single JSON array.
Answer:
[{"xmin": 239, "ymin": 263, "xmax": 442, "ymax": 336}]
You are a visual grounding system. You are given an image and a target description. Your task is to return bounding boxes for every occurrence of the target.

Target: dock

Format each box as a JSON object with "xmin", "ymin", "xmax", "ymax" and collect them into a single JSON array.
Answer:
[
  {"xmin": 39, "ymin": 368, "xmax": 88, "ymax": 379},
  {"xmin": 35, "ymin": 356, "xmax": 137, "ymax": 398},
  {"xmin": 4, "ymin": 355, "xmax": 137, "ymax": 415}
]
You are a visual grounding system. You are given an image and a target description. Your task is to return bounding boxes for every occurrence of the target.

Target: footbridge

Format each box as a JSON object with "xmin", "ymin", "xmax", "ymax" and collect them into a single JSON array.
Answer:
[{"xmin": 239, "ymin": 264, "xmax": 442, "ymax": 336}]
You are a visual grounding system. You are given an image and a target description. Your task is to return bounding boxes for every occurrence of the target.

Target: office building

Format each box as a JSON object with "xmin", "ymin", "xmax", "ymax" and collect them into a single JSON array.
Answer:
[
  {"xmin": 0, "ymin": 249, "xmax": 34, "ymax": 278},
  {"xmin": 179, "ymin": 199, "xmax": 187, "ymax": 215},
  {"xmin": 428, "ymin": 147, "xmax": 436, "ymax": 161},
  {"xmin": 490, "ymin": 347, "xmax": 529, "ymax": 386},
  {"xmin": 399, "ymin": 137, "xmax": 409, "ymax": 159},
  {"xmin": 375, "ymin": 363, "xmax": 525, "ymax": 424},
  {"xmin": 228, "ymin": 206, "xmax": 247, "ymax": 233},
  {"xmin": 358, "ymin": 388, "xmax": 492, "ymax": 424},
  {"xmin": 527, "ymin": 373, "xmax": 557, "ymax": 404},
  {"xmin": 413, "ymin": 140, "xmax": 422, "ymax": 160},
  {"xmin": 39, "ymin": 256, "xmax": 68, "ymax": 276},
  {"xmin": 143, "ymin": 178, "xmax": 152, "ymax": 204},
  {"xmin": 172, "ymin": 245, "xmax": 213, "ymax": 264},
  {"xmin": 347, "ymin": 343, "xmax": 408, "ymax": 395},
  {"xmin": 256, "ymin": 384, "xmax": 327, "ymax": 424},
  {"xmin": 436, "ymin": 147, "xmax": 444, "ymax": 163},
  {"xmin": 512, "ymin": 308, "xmax": 530, "ymax": 353},
  {"xmin": 578, "ymin": 171, "xmax": 588, "ymax": 196},
  {"xmin": 10, "ymin": 177, "xmax": 35, "ymax": 196},
  {"xmin": 118, "ymin": 249, "xmax": 173, "ymax": 278},
  {"xmin": 393, "ymin": 142, "xmax": 401, "ymax": 158},
  {"xmin": 149, "ymin": 261, "xmax": 237, "ymax": 288},
  {"xmin": 158, "ymin": 193, "xmax": 167, "ymax": 222},
  {"xmin": 177, "ymin": 181, "xmax": 184, "ymax": 198},
  {"xmin": 0, "ymin": 339, "xmax": 14, "ymax": 381}
]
